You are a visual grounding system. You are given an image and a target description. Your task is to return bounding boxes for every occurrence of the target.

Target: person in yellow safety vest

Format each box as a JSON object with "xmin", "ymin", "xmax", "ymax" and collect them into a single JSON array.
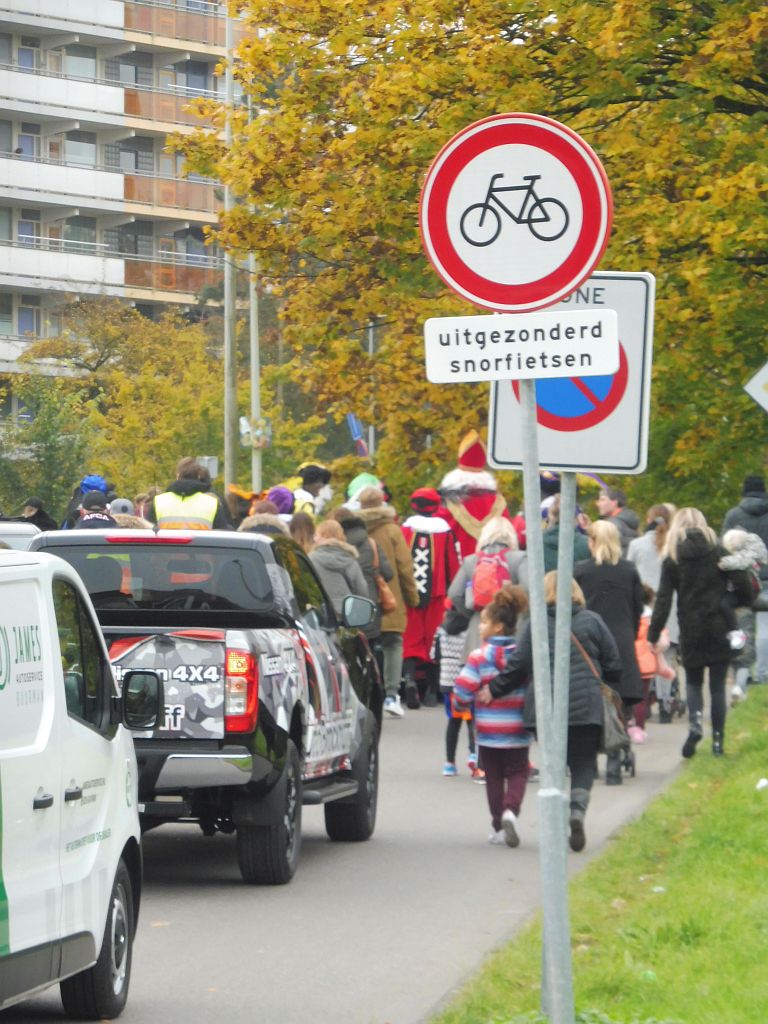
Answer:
[
  {"xmin": 291, "ymin": 463, "xmax": 332, "ymax": 518},
  {"xmin": 148, "ymin": 457, "xmax": 233, "ymax": 531}
]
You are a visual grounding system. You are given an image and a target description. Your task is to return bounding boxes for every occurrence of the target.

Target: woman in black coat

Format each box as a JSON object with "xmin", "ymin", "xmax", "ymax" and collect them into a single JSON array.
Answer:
[
  {"xmin": 648, "ymin": 507, "xmax": 752, "ymax": 758},
  {"xmin": 483, "ymin": 571, "xmax": 622, "ymax": 853},
  {"xmin": 574, "ymin": 519, "xmax": 644, "ymax": 784}
]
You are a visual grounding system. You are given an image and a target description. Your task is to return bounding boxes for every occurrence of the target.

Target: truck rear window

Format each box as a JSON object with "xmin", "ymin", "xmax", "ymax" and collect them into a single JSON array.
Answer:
[{"xmin": 48, "ymin": 545, "xmax": 274, "ymax": 614}]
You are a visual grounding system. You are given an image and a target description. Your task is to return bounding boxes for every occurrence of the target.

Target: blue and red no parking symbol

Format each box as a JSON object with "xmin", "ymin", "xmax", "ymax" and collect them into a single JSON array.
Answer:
[{"xmin": 511, "ymin": 343, "xmax": 628, "ymax": 430}]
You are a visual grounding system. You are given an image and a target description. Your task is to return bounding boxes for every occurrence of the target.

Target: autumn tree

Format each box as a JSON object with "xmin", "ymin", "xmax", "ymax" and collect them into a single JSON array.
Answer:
[{"xmin": 175, "ymin": 1, "xmax": 767, "ymax": 516}]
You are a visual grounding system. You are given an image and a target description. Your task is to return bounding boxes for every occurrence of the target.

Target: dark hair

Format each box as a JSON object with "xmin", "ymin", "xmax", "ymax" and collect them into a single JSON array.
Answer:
[
  {"xmin": 176, "ymin": 457, "xmax": 210, "ymax": 485},
  {"xmin": 251, "ymin": 499, "xmax": 279, "ymax": 515},
  {"xmin": 604, "ymin": 486, "xmax": 626, "ymax": 507},
  {"xmin": 481, "ymin": 583, "xmax": 528, "ymax": 634},
  {"xmin": 641, "ymin": 583, "xmax": 656, "ymax": 607},
  {"xmin": 645, "ymin": 503, "xmax": 670, "ymax": 552}
]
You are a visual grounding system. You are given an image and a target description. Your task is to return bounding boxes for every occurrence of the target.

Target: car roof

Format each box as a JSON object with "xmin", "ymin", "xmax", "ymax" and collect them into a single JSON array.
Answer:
[
  {"xmin": 30, "ymin": 528, "xmax": 280, "ymax": 561},
  {"xmin": 0, "ymin": 521, "xmax": 42, "ymax": 550}
]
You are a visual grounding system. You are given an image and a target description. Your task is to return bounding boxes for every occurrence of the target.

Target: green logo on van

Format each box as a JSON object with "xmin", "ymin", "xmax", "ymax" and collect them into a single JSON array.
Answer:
[{"xmin": 0, "ymin": 626, "xmax": 10, "ymax": 691}]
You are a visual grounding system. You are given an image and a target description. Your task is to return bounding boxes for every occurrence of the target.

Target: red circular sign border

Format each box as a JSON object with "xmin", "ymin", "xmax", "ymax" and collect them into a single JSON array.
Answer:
[
  {"xmin": 419, "ymin": 113, "xmax": 613, "ymax": 312},
  {"xmin": 510, "ymin": 343, "xmax": 629, "ymax": 432}
]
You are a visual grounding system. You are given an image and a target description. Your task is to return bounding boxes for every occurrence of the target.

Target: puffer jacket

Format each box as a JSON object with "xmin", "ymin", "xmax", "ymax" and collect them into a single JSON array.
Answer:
[
  {"xmin": 648, "ymin": 528, "xmax": 753, "ymax": 668},
  {"xmin": 358, "ymin": 505, "xmax": 419, "ymax": 632},
  {"xmin": 489, "ymin": 604, "xmax": 622, "ymax": 729},
  {"xmin": 723, "ymin": 495, "xmax": 768, "ymax": 579},
  {"xmin": 309, "ymin": 538, "xmax": 368, "ymax": 616}
]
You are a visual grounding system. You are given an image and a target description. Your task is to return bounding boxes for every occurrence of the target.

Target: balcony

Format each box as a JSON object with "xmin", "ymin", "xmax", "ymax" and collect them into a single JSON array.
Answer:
[
  {"xmin": 0, "ymin": 237, "xmax": 223, "ymax": 298},
  {"xmin": 0, "ymin": 151, "xmax": 220, "ymax": 217},
  {"xmin": 125, "ymin": 1, "xmax": 231, "ymax": 48},
  {"xmin": 0, "ymin": 61, "xmax": 217, "ymax": 128}
]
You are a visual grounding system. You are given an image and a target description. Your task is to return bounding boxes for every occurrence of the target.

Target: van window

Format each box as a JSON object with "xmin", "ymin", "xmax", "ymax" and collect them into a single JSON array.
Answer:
[{"xmin": 53, "ymin": 579, "xmax": 105, "ymax": 727}]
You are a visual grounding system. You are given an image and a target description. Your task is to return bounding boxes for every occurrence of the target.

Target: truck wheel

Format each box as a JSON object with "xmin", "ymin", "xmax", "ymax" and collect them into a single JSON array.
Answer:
[
  {"xmin": 325, "ymin": 713, "xmax": 378, "ymax": 842},
  {"xmin": 60, "ymin": 859, "xmax": 133, "ymax": 1020},
  {"xmin": 237, "ymin": 740, "xmax": 302, "ymax": 885}
]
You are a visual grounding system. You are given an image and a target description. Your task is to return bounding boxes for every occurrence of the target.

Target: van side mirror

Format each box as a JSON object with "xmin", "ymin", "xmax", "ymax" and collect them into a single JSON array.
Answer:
[
  {"xmin": 341, "ymin": 594, "xmax": 375, "ymax": 629},
  {"xmin": 121, "ymin": 670, "xmax": 163, "ymax": 730}
]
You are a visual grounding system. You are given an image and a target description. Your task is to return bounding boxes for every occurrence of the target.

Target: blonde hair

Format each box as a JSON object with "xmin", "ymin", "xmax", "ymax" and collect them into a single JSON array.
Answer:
[
  {"xmin": 664, "ymin": 507, "xmax": 716, "ymax": 562},
  {"xmin": 315, "ymin": 519, "xmax": 345, "ymax": 542},
  {"xmin": 543, "ymin": 570, "xmax": 586, "ymax": 607},
  {"xmin": 588, "ymin": 519, "xmax": 622, "ymax": 566},
  {"xmin": 476, "ymin": 516, "xmax": 519, "ymax": 552}
]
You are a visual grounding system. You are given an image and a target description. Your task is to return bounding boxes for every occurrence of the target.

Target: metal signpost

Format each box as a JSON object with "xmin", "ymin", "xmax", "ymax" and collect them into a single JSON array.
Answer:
[{"xmin": 420, "ymin": 113, "xmax": 617, "ymax": 1024}]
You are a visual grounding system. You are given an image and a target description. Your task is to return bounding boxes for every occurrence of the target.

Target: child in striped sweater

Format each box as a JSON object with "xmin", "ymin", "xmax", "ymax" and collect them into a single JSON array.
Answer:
[{"xmin": 453, "ymin": 583, "xmax": 530, "ymax": 848}]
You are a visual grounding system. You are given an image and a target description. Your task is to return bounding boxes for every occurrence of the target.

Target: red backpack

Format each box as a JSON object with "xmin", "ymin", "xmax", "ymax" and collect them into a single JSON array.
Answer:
[{"xmin": 471, "ymin": 550, "xmax": 512, "ymax": 609}]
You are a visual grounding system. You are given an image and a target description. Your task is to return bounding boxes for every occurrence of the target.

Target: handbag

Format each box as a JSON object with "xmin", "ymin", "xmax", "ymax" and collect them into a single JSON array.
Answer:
[
  {"xmin": 370, "ymin": 540, "xmax": 397, "ymax": 614},
  {"xmin": 571, "ymin": 633, "xmax": 629, "ymax": 755}
]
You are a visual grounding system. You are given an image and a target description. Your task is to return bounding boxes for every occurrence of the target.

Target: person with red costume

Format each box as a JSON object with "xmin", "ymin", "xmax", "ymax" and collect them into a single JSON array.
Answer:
[
  {"xmin": 437, "ymin": 430, "xmax": 519, "ymax": 559},
  {"xmin": 401, "ymin": 488, "xmax": 462, "ymax": 708}
]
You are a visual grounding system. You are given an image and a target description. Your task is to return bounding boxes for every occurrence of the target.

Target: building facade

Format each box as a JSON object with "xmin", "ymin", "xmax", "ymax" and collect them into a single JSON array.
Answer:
[{"xmin": 0, "ymin": 0, "xmax": 228, "ymax": 388}]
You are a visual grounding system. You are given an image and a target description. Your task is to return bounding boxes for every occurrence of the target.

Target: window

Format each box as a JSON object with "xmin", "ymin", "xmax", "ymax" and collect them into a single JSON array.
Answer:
[
  {"xmin": 53, "ymin": 578, "xmax": 106, "ymax": 728},
  {"xmin": 18, "ymin": 39, "xmax": 40, "ymax": 71},
  {"xmin": 18, "ymin": 208, "xmax": 40, "ymax": 247},
  {"xmin": 0, "ymin": 293, "xmax": 11, "ymax": 334},
  {"xmin": 65, "ymin": 130, "xmax": 96, "ymax": 167},
  {"xmin": 273, "ymin": 537, "xmax": 331, "ymax": 626},
  {"xmin": 65, "ymin": 44, "xmax": 96, "ymax": 79},
  {"xmin": 63, "ymin": 215, "xmax": 97, "ymax": 253},
  {"xmin": 19, "ymin": 295, "xmax": 41, "ymax": 336},
  {"xmin": 18, "ymin": 122, "xmax": 40, "ymax": 160},
  {"xmin": 0, "ymin": 34, "xmax": 11, "ymax": 65},
  {"xmin": 0, "ymin": 120, "xmax": 11, "ymax": 153},
  {"xmin": 0, "ymin": 208, "xmax": 11, "ymax": 242}
]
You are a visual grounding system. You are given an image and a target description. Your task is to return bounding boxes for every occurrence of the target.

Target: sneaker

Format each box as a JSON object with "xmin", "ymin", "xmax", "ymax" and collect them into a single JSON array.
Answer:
[
  {"xmin": 384, "ymin": 695, "xmax": 404, "ymax": 718},
  {"xmin": 731, "ymin": 684, "xmax": 747, "ymax": 706},
  {"xmin": 727, "ymin": 629, "xmax": 747, "ymax": 651},
  {"xmin": 488, "ymin": 829, "xmax": 507, "ymax": 845},
  {"xmin": 527, "ymin": 765, "xmax": 540, "ymax": 783},
  {"xmin": 470, "ymin": 766, "xmax": 486, "ymax": 784},
  {"xmin": 658, "ymin": 707, "xmax": 673, "ymax": 724},
  {"xmin": 712, "ymin": 732, "xmax": 724, "ymax": 757},
  {"xmin": 627, "ymin": 725, "xmax": 647, "ymax": 744},
  {"xmin": 501, "ymin": 809, "xmax": 520, "ymax": 848},
  {"xmin": 442, "ymin": 762, "xmax": 458, "ymax": 777}
]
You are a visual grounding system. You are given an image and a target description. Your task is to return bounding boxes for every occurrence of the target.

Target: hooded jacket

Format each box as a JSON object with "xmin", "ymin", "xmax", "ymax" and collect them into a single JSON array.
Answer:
[
  {"xmin": 603, "ymin": 506, "xmax": 640, "ymax": 555},
  {"xmin": 648, "ymin": 528, "xmax": 753, "ymax": 668},
  {"xmin": 723, "ymin": 494, "xmax": 768, "ymax": 578},
  {"xmin": 309, "ymin": 538, "xmax": 368, "ymax": 616}
]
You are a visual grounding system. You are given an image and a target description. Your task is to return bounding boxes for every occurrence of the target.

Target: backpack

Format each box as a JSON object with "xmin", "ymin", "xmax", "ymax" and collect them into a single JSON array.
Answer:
[{"xmin": 471, "ymin": 549, "xmax": 512, "ymax": 609}]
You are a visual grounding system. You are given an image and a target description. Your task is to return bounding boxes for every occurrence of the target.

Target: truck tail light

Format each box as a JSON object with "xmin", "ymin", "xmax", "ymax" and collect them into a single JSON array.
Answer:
[{"xmin": 224, "ymin": 648, "xmax": 259, "ymax": 733}]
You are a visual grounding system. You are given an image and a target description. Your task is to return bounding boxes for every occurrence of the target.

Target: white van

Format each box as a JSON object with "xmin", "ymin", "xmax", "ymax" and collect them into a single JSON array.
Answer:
[
  {"xmin": 0, "ymin": 550, "xmax": 161, "ymax": 1019},
  {"xmin": 0, "ymin": 521, "xmax": 41, "ymax": 550}
]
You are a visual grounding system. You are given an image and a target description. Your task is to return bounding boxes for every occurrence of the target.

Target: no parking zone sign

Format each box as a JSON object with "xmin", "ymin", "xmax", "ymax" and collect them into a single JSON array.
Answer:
[{"xmin": 488, "ymin": 272, "xmax": 655, "ymax": 473}]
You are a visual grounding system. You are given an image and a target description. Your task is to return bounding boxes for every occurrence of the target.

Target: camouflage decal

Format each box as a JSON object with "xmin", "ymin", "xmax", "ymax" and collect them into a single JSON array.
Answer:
[{"xmin": 110, "ymin": 634, "xmax": 226, "ymax": 740}]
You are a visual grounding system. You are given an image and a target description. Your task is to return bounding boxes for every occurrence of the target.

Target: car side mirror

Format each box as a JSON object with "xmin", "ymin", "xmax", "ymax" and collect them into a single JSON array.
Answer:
[
  {"xmin": 121, "ymin": 670, "xmax": 163, "ymax": 730},
  {"xmin": 341, "ymin": 594, "xmax": 375, "ymax": 629}
]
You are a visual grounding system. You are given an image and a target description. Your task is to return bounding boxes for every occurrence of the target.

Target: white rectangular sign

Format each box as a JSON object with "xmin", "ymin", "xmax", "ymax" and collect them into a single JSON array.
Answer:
[
  {"xmin": 424, "ymin": 309, "xmax": 618, "ymax": 384},
  {"xmin": 488, "ymin": 271, "xmax": 655, "ymax": 474},
  {"xmin": 745, "ymin": 361, "xmax": 768, "ymax": 414}
]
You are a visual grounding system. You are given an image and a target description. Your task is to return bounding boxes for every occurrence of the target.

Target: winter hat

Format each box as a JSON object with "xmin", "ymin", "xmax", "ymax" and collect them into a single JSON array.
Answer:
[
  {"xmin": 23, "ymin": 496, "xmax": 43, "ymax": 510},
  {"xmin": 410, "ymin": 487, "xmax": 441, "ymax": 513},
  {"xmin": 743, "ymin": 474, "xmax": 765, "ymax": 495},
  {"xmin": 81, "ymin": 490, "xmax": 108, "ymax": 510},
  {"xmin": 347, "ymin": 472, "xmax": 380, "ymax": 501},
  {"xmin": 456, "ymin": 430, "xmax": 487, "ymax": 472},
  {"xmin": 80, "ymin": 473, "xmax": 108, "ymax": 494},
  {"xmin": 109, "ymin": 497, "xmax": 135, "ymax": 515},
  {"xmin": 266, "ymin": 486, "xmax": 295, "ymax": 515}
]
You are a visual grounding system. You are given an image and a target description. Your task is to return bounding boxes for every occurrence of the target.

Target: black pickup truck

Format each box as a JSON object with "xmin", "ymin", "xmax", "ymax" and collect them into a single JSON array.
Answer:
[{"xmin": 31, "ymin": 529, "xmax": 383, "ymax": 885}]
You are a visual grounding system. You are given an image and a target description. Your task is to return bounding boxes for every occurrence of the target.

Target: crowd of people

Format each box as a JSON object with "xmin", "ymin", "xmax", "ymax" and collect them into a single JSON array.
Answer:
[{"xmin": 3, "ymin": 439, "xmax": 767, "ymax": 855}]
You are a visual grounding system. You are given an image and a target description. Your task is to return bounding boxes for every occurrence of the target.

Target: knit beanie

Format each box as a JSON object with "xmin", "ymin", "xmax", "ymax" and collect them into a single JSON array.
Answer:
[{"xmin": 743, "ymin": 474, "xmax": 765, "ymax": 495}]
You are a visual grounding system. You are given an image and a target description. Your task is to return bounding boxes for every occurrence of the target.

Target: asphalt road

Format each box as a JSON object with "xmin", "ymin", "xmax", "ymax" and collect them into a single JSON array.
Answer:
[{"xmin": 7, "ymin": 705, "xmax": 688, "ymax": 1024}]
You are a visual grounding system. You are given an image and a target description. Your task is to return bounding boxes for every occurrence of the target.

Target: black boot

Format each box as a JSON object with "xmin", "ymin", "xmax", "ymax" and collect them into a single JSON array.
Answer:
[
  {"xmin": 569, "ymin": 789, "xmax": 590, "ymax": 852},
  {"xmin": 682, "ymin": 731, "xmax": 702, "ymax": 758},
  {"xmin": 402, "ymin": 658, "xmax": 420, "ymax": 709},
  {"xmin": 712, "ymin": 732, "xmax": 724, "ymax": 756}
]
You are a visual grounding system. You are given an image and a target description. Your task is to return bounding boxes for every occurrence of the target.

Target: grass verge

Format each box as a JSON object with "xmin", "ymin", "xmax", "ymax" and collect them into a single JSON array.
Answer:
[{"xmin": 431, "ymin": 687, "xmax": 768, "ymax": 1024}]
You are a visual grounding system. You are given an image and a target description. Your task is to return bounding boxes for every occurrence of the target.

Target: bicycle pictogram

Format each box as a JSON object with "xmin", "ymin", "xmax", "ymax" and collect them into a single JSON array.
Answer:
[{"xmin": 459, "ymin": 173, "xmax": 570, "ymax": 246}]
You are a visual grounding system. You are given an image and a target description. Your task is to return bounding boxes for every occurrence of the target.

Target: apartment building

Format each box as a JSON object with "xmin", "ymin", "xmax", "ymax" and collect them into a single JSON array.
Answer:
[{"xmin": 0, "ymin": 0, "xmax": 231, "ymax": 384}]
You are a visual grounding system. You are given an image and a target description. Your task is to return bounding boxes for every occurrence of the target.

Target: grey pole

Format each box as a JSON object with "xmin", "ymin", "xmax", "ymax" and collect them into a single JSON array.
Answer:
[
  {"xmin": 248, "ymin": 252, "xmax": 262, "ymax": 492},
  {"xmin": 222, "ymin": 12, "xmax": 238, "ymax": 492},
  {"xmin": 518, "ymin": 379, "xmax": 575, "ymax": 1024},
  {"xmin": 367, "ymin": 319, "xmax": 376, "ymax": 457},
  {"xmin": 552, "ymin": 472, "xmax": 577, "ymax": 788}
]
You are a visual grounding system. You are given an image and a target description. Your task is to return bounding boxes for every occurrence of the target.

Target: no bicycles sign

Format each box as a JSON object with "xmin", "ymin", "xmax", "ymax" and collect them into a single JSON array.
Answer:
[{"xmin": 419, "ymin": 113, "xmax": 613, "ymax": 312}]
